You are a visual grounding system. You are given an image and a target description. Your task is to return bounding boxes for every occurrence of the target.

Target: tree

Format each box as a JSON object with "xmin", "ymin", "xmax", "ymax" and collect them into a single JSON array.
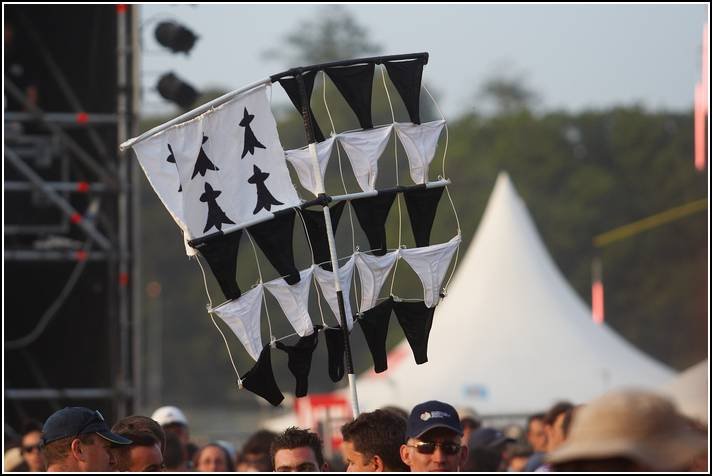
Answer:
[
  {"xmin": 262, "ymin": 5, "xmax": 382, "ymax": 65},
  {"xmin": 476, "ymin": 70, "xmax": 539, "ymax": 116}
]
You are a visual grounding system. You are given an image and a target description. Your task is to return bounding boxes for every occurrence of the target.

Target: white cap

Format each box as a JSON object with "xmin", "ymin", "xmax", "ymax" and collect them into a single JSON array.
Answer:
[{"xmin": 151, "ymin": 406, "xmax": 188, "ymax": 426}]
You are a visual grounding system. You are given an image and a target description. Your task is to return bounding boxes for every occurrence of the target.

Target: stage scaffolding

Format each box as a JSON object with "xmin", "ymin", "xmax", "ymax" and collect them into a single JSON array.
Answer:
[{"xmin": 4, "ymin": 5, "xmax": 142, "ymax": 428}]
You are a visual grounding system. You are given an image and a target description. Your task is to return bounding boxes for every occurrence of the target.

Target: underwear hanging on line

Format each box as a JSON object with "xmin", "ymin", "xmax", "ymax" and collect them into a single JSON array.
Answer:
[
  {"xmin": 276, "ymin": 326, "xmax": 321, "ymax": 397},
  {"xmin": 357, "ymin": 298, "xmax": 394, "ymax": 373},
  {"xmin": 241, "ymin": 345, "xmax": 284, "ymax": 407},
  {"xmin": 392, "ymin": 300, "xmax": 436, "ymax": 365},
  {"xmin": 399, "ymin": 235, "xmax": 461, "ymax": 307},
  {"xmin": 324, "ymin": 327, "xmax": 346, "ymax": 383}
]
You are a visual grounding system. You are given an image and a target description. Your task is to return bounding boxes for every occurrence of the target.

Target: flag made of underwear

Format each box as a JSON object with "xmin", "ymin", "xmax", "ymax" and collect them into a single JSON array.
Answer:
[{"xmin": 131, "ymin": 84, "xmax": 300, "ymax": 251}]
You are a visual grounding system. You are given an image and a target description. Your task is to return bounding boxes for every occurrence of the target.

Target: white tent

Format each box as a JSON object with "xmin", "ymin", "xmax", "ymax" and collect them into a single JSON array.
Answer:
[
  {"xmin": 353, "ymin": 172, "xmax": 674, "ymax": 416},
  {"xmin": 659, "ymin": 359, "xmax": 708, "ymax": 424}
]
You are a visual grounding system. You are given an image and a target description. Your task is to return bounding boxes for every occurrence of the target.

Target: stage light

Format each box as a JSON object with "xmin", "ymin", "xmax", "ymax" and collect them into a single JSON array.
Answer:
[
  {"xmin": 154, "ymin": 21, "xmax": 198, "ymax": 54},
  {"xmin": 156, "ymin": 72, "xmax": 199, "ymax": 109}
]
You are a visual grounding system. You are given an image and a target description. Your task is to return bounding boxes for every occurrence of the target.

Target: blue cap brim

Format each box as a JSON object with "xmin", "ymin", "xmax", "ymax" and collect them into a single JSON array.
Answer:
[
  {"xmin": 411, "ymin": 422, "xmax": 464, "ymax": 439},
  {"xmin": 97, "ymin": 431, "xmax": 132, "ymax": 445}
]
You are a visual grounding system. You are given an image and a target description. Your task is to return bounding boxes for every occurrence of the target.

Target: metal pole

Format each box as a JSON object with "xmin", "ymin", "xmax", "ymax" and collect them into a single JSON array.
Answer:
[
  {"xmin": 117, "ymin": 3, "xmax": 131, "ymax": 418},
  {"xmin": 130, "ymin": 3, "xmax": 144, "ymax": 415},
  {"xmin": 295, "ymin": 71, "xmax": 360, "ymax": 417},
  {"xmin": 119, "ymin": 78, "xmax": 272, "ymax": 151}
]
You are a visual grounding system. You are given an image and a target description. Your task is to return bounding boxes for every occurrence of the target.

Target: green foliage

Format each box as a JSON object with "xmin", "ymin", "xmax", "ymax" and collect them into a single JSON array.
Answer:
[{"xmin": 262, "ymin": 5, "xmax": 381, "ymax": 66}]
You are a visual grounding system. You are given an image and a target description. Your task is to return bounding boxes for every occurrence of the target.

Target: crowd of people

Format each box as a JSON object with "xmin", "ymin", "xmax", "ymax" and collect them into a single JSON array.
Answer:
[{"xmin": 4, "ymin": 388, "xmax": 707, "ymax": 472}]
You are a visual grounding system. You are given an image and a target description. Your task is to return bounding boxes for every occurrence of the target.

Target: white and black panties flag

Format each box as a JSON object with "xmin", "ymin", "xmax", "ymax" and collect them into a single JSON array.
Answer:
[{"xmin": 131, "ymin": 84, "xmax": 300, "ymax": 254}]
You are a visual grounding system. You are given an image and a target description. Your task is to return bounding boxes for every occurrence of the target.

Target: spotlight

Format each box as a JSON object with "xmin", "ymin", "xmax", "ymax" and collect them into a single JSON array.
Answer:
[
  {"xmin": 156, "ymin": 72, "xmax": 199, "ymax": 109},
  {"xmin": 154, "ymin": 21, "xmax": 198, "ymax": 54}
]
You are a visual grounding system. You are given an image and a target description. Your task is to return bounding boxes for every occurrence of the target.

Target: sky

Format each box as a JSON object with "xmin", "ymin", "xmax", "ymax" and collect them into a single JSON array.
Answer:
[{"xmin": 140, "ymin": 4, "xmax": 709, "ymax": 118}]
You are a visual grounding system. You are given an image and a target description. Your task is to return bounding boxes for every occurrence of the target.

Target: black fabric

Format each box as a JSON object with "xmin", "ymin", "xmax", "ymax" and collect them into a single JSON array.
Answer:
[
  {"xmin": 200, "ymin": 182, "xmax": 236, "ymax": 233},
  {"xmin": 357, "ymin": 298, "xmax": 393, "ymax": 373},
  {"xmin": 195, "ymin": 230, "xmax": 243, "ymax": 300},
  {"xmin": 384, "ymin": 59, "xmax": 425, "ymax": 124},
  {"xmin": 247, "ymin": 210, "xmax": 300, "ymax": 284},
  {"xmin": 351, "ymin": 191, "xmax": 397, "ymax": 256},
  {"xmin": 192, "ymin": 134, "xmax": 220, "ymax": 178},
  {"xmin": 324, "ymin": 327, "xmax": 346, "ymax": 383},
  {"xmin": 301, "ymin": 201, "xmax": 346, "ymax": 271},
  {"xmin": 242, "ymin": 345, "xmax": 284, "ymax": 407},
  {"xmin": 275, "ymin": 326, "xmax": 321, "ymax": 397},
  {"xmin": 392, "ymin": 300, "xmax": 435, "ymax": 365},
  {"xmin": 325, "ymin": 63, "xmax": 375, "ymax": 130},
  {"xmin": 248, "ymin": 165, "xmax": 284, "ymax": 214},
  {"xmin": 403, "ymin": 187, "xmax": 445, "ymax": 247},
  {"xmin": 278, "ymin": 70, "xmax": 326, "ymax": 142}
]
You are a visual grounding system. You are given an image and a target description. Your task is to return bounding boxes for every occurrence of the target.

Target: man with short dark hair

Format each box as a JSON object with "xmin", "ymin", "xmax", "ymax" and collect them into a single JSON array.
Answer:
[
  {"xmin": 111, "ymin": 415, "xmax": 165, "ymax": 472},
  {"xmin": 399, "ymin": 400, "xmax": 468, "ymax": 472},
  {"xmin": 40, "ymin": 407, "xmax": 132, "ymax": 472},
  {"xmin": 270, "ymin": 427, "xmax": 328, "ymax": 472},
  {"xmin": 524, "ymin": 401, "xmax": 573, "ymax": 471},
  {"xmin": 340, "ymin": 409, "xmax": 409, "ymax": 472},
  {"xmin": 238, "ymin": 429, "xmax": 277, "ymax": 471}
]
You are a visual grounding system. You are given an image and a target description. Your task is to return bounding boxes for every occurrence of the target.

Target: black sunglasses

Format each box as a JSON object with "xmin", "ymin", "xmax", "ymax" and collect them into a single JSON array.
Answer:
[
  {"xmin": 407, "ymin": 441, "xmax": 462, "ymax": 455},
  {"xmin": 22, "ymin": 443, "xmax": 42, "ymax": 454}
]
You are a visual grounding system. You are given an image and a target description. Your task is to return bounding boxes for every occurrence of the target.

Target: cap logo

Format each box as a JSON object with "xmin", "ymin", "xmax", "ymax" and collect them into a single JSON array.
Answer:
[{"xmin": 420, "ymin": 411, "xmax": 432, "ymax": 421}]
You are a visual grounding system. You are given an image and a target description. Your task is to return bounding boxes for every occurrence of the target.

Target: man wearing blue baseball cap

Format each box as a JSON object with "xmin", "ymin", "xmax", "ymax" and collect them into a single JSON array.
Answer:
[
  {"xmin": 399, "ymin": 400, "xmax": 468, "ymax": 472},
  {"xmin": 40, "ymin": 407, "xmax": 132, "ymax": 472}
]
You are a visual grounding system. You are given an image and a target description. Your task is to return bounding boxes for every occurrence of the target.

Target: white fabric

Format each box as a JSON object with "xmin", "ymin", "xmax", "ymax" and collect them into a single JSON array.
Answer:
[
  {"xmin": 133, "ymin": 119, "xmax": 202, "ymax": 255},
  {"xmin": 394, "ymin": 120, "xmax": 446, "ymax": 184},
  {"xmin": 133, "ymin": 84, "xmax": 300, "ymax": 248},
  {"xmin": 212, "ymin": 285, "xmax": 264, "ymax": 362},
  {"xmin": 355, "ymin": 251, "xmax": 398, "ymax": 312},
  {"xmin": 264, "ymin": 267, "xmax": 315, "ymax": 337},
  {"xmin": 337, "ymin": 125, "xmax": 393, "ymax": 192},
  {"xmin": 399, "ymin": 235, "xmax": 461, "ymax": 308},
  {"xmin": 313, "ymin": 256, "xmax": 355, "ymax": 330},
  {"xmin": 351, "ymin": 172, "xmax": 673, "ymax": 416},
  {"xmin": 285, "ymin": 137, "xmax": 336, "ymax": 196}
]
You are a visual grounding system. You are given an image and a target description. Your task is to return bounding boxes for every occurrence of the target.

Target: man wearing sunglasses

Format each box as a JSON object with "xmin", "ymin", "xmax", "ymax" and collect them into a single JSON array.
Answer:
[
  {"xmin": 399, "ymin": 401, "xmax": 468, "ymax": 472},
  {"xmin": 40, "ymin": 407, "xmax": 132, "ymax": 472}
]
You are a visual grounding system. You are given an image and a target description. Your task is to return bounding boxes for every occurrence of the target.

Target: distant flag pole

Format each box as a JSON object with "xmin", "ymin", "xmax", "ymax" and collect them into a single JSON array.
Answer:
[
  {"xmin": 591, "ymin": 256, "xmax": 604, "ymax": 325},
  {"xmin": 694, "ymin": 22, "xmax": 708, "ymax": 172}
]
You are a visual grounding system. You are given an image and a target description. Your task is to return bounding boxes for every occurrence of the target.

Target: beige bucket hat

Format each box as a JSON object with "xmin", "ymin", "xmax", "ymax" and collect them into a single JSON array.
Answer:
[{"xmin": 547, "ymin": 388, "xmax": 707, "ymax": 471}]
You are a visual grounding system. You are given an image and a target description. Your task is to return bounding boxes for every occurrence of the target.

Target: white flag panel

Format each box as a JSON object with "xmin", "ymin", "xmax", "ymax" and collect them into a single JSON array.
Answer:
[
  {"xmin": 394, "ymin": 120, "xmax": 446, "ymax": 184},
  {"xmin": 212, "ymin": 285, "xmax": 264, "ymax": 362}
]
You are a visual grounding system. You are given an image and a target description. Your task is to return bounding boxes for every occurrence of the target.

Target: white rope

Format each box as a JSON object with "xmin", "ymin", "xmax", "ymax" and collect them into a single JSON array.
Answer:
[
  {"xmin": 322, "ymin": 71, "xmax": 357, "ymax": 252},
  {"xmin": 423, "ymin": 82, "xmax": 462, "ymax": 293},
  {"xmin": 295, "ymin": 208, "xmax": 328, "ymax": 328},
  {"xmin": 245, "ymin": 230, "xmax": 274, "ymax": 340},
  {"xmin": 195, "ymin": 255, "xmax": 242, "ymax": 383},
  {"xmin": 380, "ymin": 65, "xmax": 404, "ymax": 297}
]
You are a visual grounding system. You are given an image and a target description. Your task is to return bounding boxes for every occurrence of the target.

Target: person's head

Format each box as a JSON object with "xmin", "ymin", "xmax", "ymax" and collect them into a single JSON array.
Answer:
[
  {"xmin": 340, "ymin": 409, "xmax": 409, "ymax": 472},
  {"xmin": 543, "ymin": 401, "xmax": 573, "ymax": 452},
  {"xmin": 111, "ymin": 415, "xmax": 165, "ymax": 472},
  {"xmin": 503, "ymin": 443, "xmax": 533, "ymax": 472},
  {"xmin": 457, "ymin": 407, "xmax": 481, "ymax": 449},
  {"xmin": 462, "ymin": 427, "xmax": 515, "ymax": 472},
  {"xmin": 20, "ymin": 420, "xmax": 46, "ymax": 472},
  {"xmin": 525, "ymin": 413, "xmax": 547, "ymax": 452},
  {"xmin": 151, "ymin": 405, "xmax": 189, "ymax": 445},
  {"xmin": 162, "ymin": 432, "xmax": 188, "ymax": 471},
  {"xmin": 271, "ymin": 427, "xmax": 327, "ymax": 472},
  {"xmin": 194, "ymin": 443, "xmax": 235, "ymax": 472},
  {"xmin": 547, "ymin": 389, "xmax": 708, "ymax": 471},
  {"xmin": 239, "ymin": 429, "xmax": 277, "ymax": 471},
  {"xmin": 40, "ymin": 407, "xmax": 132, "ymax": 471},
  {"xmin": 400, "ymin": 400, "xmax": 468, "ymax": 472}
]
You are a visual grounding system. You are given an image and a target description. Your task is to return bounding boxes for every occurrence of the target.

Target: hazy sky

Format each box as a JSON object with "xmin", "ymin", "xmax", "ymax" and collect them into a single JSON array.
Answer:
[{"xmin": 140, "ymin": 3, "xmax": 708, "ymax": 118}]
